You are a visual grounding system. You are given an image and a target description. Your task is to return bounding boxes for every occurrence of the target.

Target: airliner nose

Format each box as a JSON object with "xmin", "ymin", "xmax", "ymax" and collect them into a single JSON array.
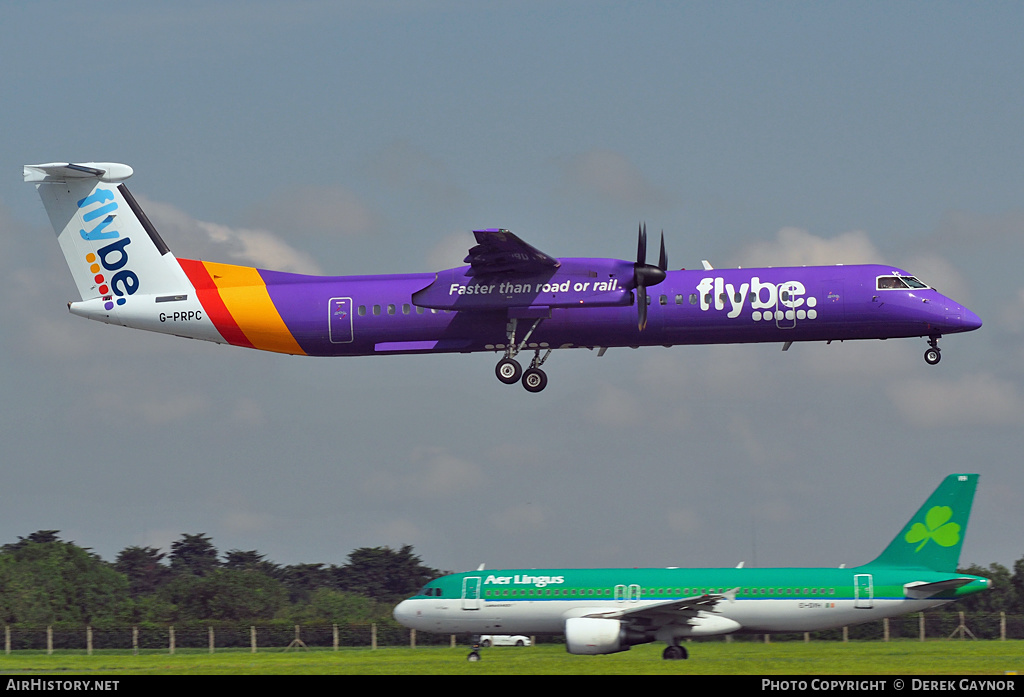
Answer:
[
  {"xmin": 393, "ymin": 599, "xmax": 414, "ymax": 625},
  {"xmin": 961, "ymin": 308, "xmax": 983, "ymax": 332}
]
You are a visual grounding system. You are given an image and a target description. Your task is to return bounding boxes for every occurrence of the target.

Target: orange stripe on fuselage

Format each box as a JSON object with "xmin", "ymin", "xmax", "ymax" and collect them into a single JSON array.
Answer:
[{"xmin": 178, "ymin": 259, "xmax": 306, "ymax": 355}]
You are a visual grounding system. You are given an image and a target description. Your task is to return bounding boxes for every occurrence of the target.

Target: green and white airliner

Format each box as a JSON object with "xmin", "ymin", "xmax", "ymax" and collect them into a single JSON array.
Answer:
[{"xmin": 394, "ymin": 474, "xmax": 990, "ymax": 660}]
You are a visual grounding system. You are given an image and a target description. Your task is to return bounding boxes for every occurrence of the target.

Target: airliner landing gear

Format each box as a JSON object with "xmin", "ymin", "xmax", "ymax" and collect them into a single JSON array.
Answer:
[
  {"xmin": 495, "ymin": 318, "xmax": 551, "ymax": 391},
  {"xmin": 662, "ymin": 644, "xmax": 688, "ymax": 660},
  {"xmin": 522, "ymin": 348, "xmax": 552, "ymax": 393},
  {"xmin": 496, "ymin": 358, "xmax": 522, "ymax": 384},
  {"xmin": 523, "ymin": 368, "xmax": 547, "ymax": 393},
  {"xmin": 467, "ymin": 636, "xmax": 483, "ymax": 661},
  {"xmin": 924, "ymin": 336, "xmax": 941, "ymax": 365}
]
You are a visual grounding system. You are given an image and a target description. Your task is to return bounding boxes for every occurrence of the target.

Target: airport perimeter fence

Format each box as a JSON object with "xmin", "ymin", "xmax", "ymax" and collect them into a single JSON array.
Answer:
[{"xmin": 2, "ymin": 613, "xmax": 1023, "ymax": 653}]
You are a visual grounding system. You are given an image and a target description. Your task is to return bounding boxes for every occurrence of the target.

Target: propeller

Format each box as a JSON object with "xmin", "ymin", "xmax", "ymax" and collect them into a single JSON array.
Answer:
[{"xmin": 633, "ymin": 223, "xmax": 668, "ymax": 331}]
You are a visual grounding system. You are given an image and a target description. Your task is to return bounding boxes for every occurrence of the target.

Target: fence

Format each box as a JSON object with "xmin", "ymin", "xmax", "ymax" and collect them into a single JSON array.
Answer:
[{"xmin": 2, "ymin": 613, "xmax": 1022, "ymax": 654}]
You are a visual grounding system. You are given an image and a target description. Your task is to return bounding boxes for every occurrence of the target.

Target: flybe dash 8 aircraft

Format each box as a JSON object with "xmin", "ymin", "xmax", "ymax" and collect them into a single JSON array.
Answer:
[
  {"xmin": 394, "ymin": 474, "xmax": 989, "ymax": 661},
  {"xmin": 25, "ymin": 162, "xmax": 982, "ymax": 392}
]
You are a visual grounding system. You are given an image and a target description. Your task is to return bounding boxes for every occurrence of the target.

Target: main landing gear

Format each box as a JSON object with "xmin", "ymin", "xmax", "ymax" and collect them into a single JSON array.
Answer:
[
  {"xmin": 924, "ymin": 336, "xmax": 942, "ymax": 365},
  {"xmin": 495, "ymin": 318, "xmax": 552, "ymax": 392},
  {"xmin": 662, "ymin": 644, "xmax": 688, "ymax": 660},
  {"xmin": 467, "ymin": 636, "xmax": 483, "ymax": 661}
]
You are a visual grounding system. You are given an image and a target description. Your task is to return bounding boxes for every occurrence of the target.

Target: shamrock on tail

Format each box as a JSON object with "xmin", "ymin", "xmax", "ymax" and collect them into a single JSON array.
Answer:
[{"xmin": 905, "ymin": 506, "xmax": 961, "ymax": 552}]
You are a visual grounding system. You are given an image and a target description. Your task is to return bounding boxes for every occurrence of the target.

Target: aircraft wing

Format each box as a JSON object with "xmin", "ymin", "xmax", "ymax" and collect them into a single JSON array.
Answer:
[
  {"xmin": 583, "ymin": 591, "xmax": 735, "ymax": 627},
  {"xmin": 462, "ymin": 228, "xmax": 560, "ymax": 277}
]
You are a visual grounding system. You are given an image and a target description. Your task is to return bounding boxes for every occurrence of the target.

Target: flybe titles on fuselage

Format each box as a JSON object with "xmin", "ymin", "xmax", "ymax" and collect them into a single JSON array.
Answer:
[
  {"xmin": 695, "ymin": 276, "xmax": 819, "ymax": 321},
  {"xmin": 484, "ymin": 574, "xmax": 565, "ymax": 588}
]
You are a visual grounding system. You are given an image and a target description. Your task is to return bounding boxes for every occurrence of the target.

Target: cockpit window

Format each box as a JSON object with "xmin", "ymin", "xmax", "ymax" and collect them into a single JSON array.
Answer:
[
  {"xmin": 877, "ymin": 276, "xmax": 908, "ymax": 289},
  {"xmin": 877, "ymin": 276, "xmax": 929, "ymax": 290}
]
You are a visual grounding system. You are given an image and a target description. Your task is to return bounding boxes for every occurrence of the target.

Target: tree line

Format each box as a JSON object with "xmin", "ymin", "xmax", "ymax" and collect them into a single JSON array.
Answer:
[
  {"xmin": 2, "ymin": 530, "xmax": 1023, "ymax": 629},
  {"xmin": 0, "ymin": 531, "xmax": 439, "ymax": 627}
]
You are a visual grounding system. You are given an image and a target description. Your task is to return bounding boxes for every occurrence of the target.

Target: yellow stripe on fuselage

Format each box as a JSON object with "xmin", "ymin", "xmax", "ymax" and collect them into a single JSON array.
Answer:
[{"xmin": 201, "ymin": 261, "xmax": 306, "ymax": 355}]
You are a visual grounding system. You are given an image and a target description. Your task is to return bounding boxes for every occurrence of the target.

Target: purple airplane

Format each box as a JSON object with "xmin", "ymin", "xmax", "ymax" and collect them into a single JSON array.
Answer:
[{"xmin": 25, "ymin": 162, "xmax": 982, "ymax": 392}]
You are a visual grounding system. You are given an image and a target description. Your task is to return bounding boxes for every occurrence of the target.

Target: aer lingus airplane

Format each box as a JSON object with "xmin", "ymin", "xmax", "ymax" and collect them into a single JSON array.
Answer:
[
  {"xmin": 25, "ymin": 162, "xmax": 981, "ymax": 391},
  {"xmin": 394, "ymin": 474, "xmax": 989, "ymax": 661}
]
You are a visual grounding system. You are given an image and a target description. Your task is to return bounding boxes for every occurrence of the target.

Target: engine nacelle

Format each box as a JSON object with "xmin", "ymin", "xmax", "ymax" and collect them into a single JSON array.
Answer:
[{"xmin": 564, "ymin": 617, "xmax": 647, "ymax": 655}]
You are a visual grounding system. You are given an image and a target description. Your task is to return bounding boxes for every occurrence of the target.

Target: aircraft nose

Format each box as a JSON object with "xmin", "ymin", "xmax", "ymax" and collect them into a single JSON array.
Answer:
[
  {"xmin": 961, "ymin": 307, "xmax": 983, "ymax": 332},
  {"xmin": 393, "ymin": 599, "xmax": 415, "ymax": 625}
]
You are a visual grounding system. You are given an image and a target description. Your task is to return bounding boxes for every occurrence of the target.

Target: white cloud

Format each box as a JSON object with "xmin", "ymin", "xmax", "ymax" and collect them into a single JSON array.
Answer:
[
  {"xmin": 887, "ymin": 373, "xmax": 1023, "ymax": 427},
  {"xmin": 733, "ymin": 227, "xmax": 883, "ymax": 268},
  {"xmin": 197, "ymin": 220, "xmax": 323, "ymax": 274},
  {"xmin": 139, "ymin": 197, "xmax": 323, "ymax": 274}
]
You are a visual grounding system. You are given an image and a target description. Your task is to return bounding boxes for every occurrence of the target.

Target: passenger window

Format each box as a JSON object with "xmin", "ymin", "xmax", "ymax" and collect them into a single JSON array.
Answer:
[
  {"xmin": 372, "ymin": 305, "xmax": 381, "ymax": 315},
  {"xmin": 689, "ymin": 293, "xmax": 698, "ymax": 305},
  {"xmin": 403, "ymin": 304, "xmax": 411, "ymax": 314},
  {"xmin": 387, "ymin": 304, "xmax": 396, "ymax": 315},
  {"xmin": 675, "ymin": 294, "xmax": 683, "ymax": 304},
  {"xmin": 357, "ymin": 305, "xmax": 366, "ymax": 316},
  {"xmin": 659, "ymin": 294, "xmax": 667, "ymax": 305},
  {"xmin": 416, "ymin": 306, "xmax": 425, "ymax": 314}
]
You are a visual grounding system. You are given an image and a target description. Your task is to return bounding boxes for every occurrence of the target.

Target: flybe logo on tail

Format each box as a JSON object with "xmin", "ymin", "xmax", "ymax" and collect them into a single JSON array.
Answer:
[
  {"xmin": 78, "ymin": 189, "xmax": 139, "ymax": 310},
  {"xmin": 905, "ymin": 506, "xmax": 961, "ymax": 552}
]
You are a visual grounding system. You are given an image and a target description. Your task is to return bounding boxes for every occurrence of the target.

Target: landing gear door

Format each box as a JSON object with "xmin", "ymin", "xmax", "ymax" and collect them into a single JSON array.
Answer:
[
  {"xmin": 462, "ymin": 576, "xmax": 482, "ymax": 610},
  {"xmin": 854, "ymin": 573, "xmax": 873, "ymax": 609}
]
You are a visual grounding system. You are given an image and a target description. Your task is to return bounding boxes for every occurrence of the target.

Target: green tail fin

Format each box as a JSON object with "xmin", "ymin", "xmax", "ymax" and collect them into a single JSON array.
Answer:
[{"xmin": 865, "ymin": 474, "xmax": 978, "ymax": 572}]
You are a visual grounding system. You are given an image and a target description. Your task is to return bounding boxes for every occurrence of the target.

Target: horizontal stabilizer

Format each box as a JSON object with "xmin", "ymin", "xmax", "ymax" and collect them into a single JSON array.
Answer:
[
  {"xmin": 24, "ymin": 162, "xmax": 134, "ymax": 183},
  {"xmin": 903, "ymin": 578, "xmax": 976, "ymax": 599}
]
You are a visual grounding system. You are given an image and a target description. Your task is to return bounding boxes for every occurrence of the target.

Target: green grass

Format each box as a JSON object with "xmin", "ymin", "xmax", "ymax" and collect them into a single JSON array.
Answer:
[{"xmin": 0, "ymin": 641, "xmax": 1021, "ymax": 675}]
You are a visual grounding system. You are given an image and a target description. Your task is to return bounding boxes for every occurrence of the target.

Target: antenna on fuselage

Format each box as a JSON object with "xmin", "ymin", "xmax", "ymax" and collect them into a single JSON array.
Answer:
[{"xmin": 476, "ymin": 563, "xmax": 485, "ymax": 571}]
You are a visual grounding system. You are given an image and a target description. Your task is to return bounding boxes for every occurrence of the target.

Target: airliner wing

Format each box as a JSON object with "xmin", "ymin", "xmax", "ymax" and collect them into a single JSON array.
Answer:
[
  {"xmin": 585, "ymin": 591, "xmax": 734, "ymax": 625},
  {"xmin": 463, "ymin": 228, "xmax": 560, "ymax": 277}
]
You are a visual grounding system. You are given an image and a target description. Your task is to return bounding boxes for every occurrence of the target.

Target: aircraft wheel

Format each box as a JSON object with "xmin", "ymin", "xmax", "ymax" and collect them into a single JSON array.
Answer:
[
  {"xmin": 924, "ymin": 347, "xmax": 941, "ymax": 365},
  {"xmin": 467, "ymin": 651, "xmax": 481, "ymax": 662},
  {"xmin": 496, "ymin": 358, "xmax": 522, "ymax": 384},
  {"xmin": 522, "ymin": 368, "xmax": 548, "ymax": 392},
  {"xmin": 662, "ymin": 644, "xmax": 688, "ymax": 660}
]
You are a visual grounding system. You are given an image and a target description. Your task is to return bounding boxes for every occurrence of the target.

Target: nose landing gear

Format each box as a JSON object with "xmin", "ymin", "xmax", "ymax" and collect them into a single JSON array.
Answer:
[{"xmin": 924, "ymin": 336, "xmax": 941, "ymax": 365}]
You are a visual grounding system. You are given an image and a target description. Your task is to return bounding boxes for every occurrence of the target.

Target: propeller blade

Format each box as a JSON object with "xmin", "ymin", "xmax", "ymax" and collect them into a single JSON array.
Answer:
[
  {"xmin": 637, "ymin": 285, "xmax": 648, "ymax": 331},
  {"xmin": 632, "ymin": 222, "xmax": 666, "ymax": 331}
]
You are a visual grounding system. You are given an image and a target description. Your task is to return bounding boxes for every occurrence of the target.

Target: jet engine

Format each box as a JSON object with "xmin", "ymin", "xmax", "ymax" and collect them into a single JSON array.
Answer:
[{"xmin": 564, "ymin": 617, "xmax": 648, "ymax": 655}]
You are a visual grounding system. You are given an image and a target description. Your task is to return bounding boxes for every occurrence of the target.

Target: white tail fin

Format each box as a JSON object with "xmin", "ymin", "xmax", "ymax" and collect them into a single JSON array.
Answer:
[{"xmin": 25, "ymin": 162, "xmax": 190, "ymax": 309}]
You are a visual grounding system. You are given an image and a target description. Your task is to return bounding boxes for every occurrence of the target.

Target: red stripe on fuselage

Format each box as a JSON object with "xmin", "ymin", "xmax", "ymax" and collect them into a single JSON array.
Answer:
[{"xmin": 178, "ymin": 258, "xmax": 255, "ymax": 349}]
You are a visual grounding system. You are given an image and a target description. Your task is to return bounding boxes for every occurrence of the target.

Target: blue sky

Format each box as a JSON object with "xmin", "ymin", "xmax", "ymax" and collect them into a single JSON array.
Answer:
[{"xmin": 1, "ymin": 2, "xmax": 1022, "ymax": 575}]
